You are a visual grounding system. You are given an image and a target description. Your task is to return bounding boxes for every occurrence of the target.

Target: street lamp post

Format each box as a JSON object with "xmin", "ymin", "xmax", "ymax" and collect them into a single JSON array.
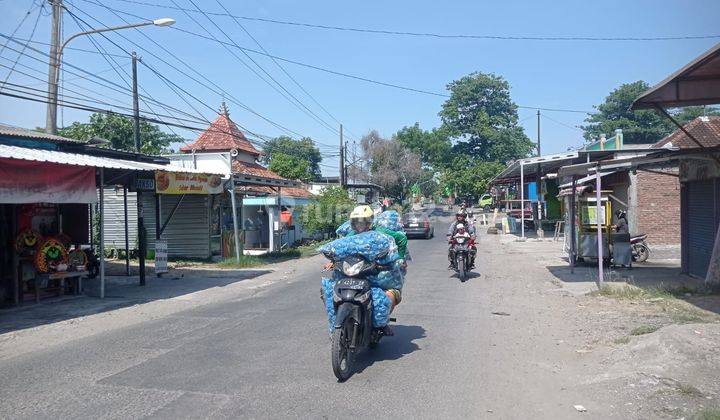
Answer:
[{"xmin": 44, "ymin": 3, "xmax": 174, "ymax": 134}]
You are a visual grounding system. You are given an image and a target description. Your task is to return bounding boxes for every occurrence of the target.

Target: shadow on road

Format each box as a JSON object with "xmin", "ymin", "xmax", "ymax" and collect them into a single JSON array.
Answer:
[
  {"xmin": 353, "ymin": 324, "xmax": 426, "ymax": 373},
  {"xmin": 0, "ymin": 269, "xmax": 271, "ymax": 335}
]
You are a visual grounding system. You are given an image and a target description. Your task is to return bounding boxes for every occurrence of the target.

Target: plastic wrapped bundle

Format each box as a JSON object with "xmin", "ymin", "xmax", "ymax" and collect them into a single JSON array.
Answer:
[
  {"xmin": 374, "ymin": 210, "xmax": 403, "ymax": 232},
  {"xmin": 321, "ymin": 278, "xmax": 336, "ymax": 333},
  {"xmin": 335, "ymin": 220, "xmax": 353, "ymax": 237},
  {"xmin": 318, "ymin": 230, "xmax": 398, "ymax": 263},
  {"xmin": 371, "ymin": 287, "xmax": 392, "ymax": 327},
  {"xmin": 367, "ymin": 260, "xmax": 404, "ymax": 290}
]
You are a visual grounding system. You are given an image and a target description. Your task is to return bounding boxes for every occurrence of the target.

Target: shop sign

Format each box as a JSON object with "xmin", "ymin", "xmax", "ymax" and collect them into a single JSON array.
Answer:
[
  {"xmin": 155, "ymin": 240, "xmax": 168, "ymax": 274},
  {"xmin": 155, "ymin": 171, "xmax": 223, "ymax": 194},
  {"xmin": 134, "ymin": 178, "xmax": 155, "ymax": 191}
]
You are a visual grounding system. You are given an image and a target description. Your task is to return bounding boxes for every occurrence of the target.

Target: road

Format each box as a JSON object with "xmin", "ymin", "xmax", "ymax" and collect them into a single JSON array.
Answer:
[{"xmin": 0, "ymin": 214, "xmax": 621, "ymax": 419}]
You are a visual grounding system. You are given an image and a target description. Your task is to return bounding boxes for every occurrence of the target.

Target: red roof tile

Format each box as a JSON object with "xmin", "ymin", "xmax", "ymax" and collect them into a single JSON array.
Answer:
[
  {"xmin": 652, "ymin": 116, "xmax": 720, "ymax": 149},
  {"xmin": 232, "ymin": 160, "xmax": 285, "ymax": 179},
  {"xmin": 236, "ymin": 186, "xmax": 313, "ymax": 198},
  {"xmin": 180, "ymin": 112, "xmax": 260, "ymax": 155}
]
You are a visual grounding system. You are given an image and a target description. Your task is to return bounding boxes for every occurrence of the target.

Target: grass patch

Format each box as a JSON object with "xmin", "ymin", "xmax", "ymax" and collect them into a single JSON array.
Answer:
[
  {"xmin": 694, "ymin": 408, "xmax": 720, "ymax": 420},
  {"xmin": 630, "ymin": 325, "xmax": 659, "ymax": 336},
  {"xmin": 613, "ymin": 336, "xmax": 630, "ymax": 345},
  {"xmin": 677, "ymin": 382, "xmax": 703, "ymax": 397},
  {"xmin": 216, "ymin": 241, "xmax": 330, "ymax": 269}
]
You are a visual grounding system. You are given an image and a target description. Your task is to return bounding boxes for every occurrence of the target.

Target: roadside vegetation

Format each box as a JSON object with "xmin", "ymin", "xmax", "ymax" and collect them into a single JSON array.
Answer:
[{"xmin": 216, "ymin": 240, "xmax": 329, "ymax": 269}]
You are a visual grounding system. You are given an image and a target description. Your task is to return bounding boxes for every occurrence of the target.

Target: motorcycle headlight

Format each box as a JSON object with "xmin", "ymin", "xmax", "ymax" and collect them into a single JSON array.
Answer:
[
  {"xmin": 342, "ymin": 260, "xmax": 365, "ymax": 277},
  {"xmin": 456, "ymin": 237, "xmax": 466, "ymax": 244}
]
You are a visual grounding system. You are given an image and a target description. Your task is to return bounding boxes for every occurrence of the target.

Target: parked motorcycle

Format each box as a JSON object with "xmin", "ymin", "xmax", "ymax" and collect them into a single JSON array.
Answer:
[
  {"xmin": 631, "ymin": 234, "xmax": 650, "ymax": 262},
  {"xmin": 326, "ymin": 254, "xmax": 392, "ymax": 381},
  {"xmin": 449, "ymin": 231, "xmax": 474, "ymax": 281}
]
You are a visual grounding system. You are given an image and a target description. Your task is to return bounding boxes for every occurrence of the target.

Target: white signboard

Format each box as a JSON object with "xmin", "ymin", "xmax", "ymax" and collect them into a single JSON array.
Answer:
[{"xmin": 155, "ymin": 240, "xmax": 168, "ymax": 274}]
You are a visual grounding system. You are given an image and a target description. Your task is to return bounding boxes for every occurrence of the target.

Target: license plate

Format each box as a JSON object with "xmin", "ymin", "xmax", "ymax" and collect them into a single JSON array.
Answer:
[
  {"xmin": 408, "ymin": 223, "xmax": 419, "ymax": 227},
  {"xmin": 336, "ymin": 278, "xmax": 366, "ymax": 290}
]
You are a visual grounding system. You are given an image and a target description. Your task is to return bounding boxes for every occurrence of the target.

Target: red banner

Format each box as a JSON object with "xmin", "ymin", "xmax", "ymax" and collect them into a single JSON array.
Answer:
[{"xmin": 0, "ymin": 158, "xmax": 97, "ymax": 203}]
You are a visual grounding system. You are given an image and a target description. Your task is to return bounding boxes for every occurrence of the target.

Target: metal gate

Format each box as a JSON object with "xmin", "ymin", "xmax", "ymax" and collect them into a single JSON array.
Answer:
[{"xmin": 685, "ymin": 180, "xmax": 718, "ymax": 278}]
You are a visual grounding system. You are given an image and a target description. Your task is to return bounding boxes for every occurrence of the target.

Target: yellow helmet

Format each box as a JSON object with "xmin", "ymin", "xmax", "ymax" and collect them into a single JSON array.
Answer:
[{"xmin": 349, "ymin": 205, "xmax": 374, "ymax": 232}]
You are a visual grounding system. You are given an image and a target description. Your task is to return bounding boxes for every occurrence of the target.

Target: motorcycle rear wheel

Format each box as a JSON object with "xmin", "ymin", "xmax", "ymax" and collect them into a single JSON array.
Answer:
[{"xmin": 331, "ymin": 324, "xmax": 352, "ymax": 381}]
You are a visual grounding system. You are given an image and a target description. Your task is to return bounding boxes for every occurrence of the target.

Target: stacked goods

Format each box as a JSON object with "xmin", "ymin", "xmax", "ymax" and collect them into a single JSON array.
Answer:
[
  {"xmin": 335, "ymin": 220, "xmax": 353, "ymax": 237},
  {"xmin": 374, "ymin": 210, "xmax": 403, "ymax": 231},
  {"xmin": 318, "ymin": 230, "xmax": 404, "ymax": 331},
  {"xmin": 318, "ymin": 230, "xmax": 399, "ymax": 265},
  {"xmin": 320, "ymin": 278, "xmax": 392, "ymax": 333}
]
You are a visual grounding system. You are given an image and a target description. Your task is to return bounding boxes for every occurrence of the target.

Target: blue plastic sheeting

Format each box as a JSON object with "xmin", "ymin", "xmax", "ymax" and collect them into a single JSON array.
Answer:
[
  {"xmin": 318, "ymin": 230, "xmax": 399, "ymax": 263},
  {"xmin": 321, "ymin": 278, "xmax": 336, "ymax": 333},
  {"xmin": 371, "ymin": 287, "xmax": 392, "ymax": 327},
  {"xmin": 321, "ymin": 278, "xmax": 392, "ymax": 333},
  {"xmin": 367, "ymin": 260, "xmax": 404, "ymax": 290},
  {"xmin": 335, "ymin": 220, "xmax": 353, "ymax": 237},
  {"xmin": 374, "ymin": 210, "xmax": 403, "ymax": 231}
]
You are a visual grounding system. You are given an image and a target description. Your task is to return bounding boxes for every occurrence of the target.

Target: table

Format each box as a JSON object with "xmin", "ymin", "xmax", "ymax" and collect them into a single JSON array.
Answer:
[{"xmin": 26, "ymin": 270, "xmax": 88, "ymax": 304}]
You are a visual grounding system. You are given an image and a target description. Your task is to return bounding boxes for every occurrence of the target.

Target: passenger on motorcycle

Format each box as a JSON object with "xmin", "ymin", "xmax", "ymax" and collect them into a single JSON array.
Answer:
[{"xmin": 447, "ymin": 211, "xmax": 477, "ymax": 269}]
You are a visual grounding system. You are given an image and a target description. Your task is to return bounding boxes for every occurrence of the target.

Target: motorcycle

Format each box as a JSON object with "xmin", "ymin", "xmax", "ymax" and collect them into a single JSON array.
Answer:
[
  {"xmin": 449, "ymin": 232, "xmax": 474, "ymax": 281},
  {"xmin": 326, "ymin": 254, "xmax": 392, "ymax": 381},
  {"xmin": 631, "ymin": 234, "xmax": 650, "ymax": 262}
]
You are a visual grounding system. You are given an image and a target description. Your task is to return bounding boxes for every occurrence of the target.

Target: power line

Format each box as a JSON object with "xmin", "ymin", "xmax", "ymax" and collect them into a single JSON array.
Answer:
[
  {"xmin": 541, "ymin": 113, "xmax": 584, "ymax": 133},
  {"xmin": 70, "ymin": 0, "xmax": 340, "ymax": 145},
  {"xmin": 0, "ymin": 0, "xmax": 40, "ymax": 58},
  {"xmin": 107, "ymin": 0, "xmax": 720, "ymax": 42},
  {"xmin": 175, "ymin": 0, "xmax": 341, "ymax": 138},
  {"xmin": 0, "ymin": 4, "xmax": 43, "ymax": 92},
  {"xmin": 73, "ymin": 1, "xmax": 595, "ymax": 114}
]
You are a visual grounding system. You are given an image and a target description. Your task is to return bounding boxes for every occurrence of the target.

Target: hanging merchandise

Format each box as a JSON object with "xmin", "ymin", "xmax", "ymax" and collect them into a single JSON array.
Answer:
[
  {"xmin": 34, "ymin": 237, "xmax": 69, "ymax": 273},
  {"xmin": 318, "ymin": 230, "xmax": 399, "ymax": 264},
  {"xmin": 15, "ymin": 229, "xmax": 42, "ymax": 254}
]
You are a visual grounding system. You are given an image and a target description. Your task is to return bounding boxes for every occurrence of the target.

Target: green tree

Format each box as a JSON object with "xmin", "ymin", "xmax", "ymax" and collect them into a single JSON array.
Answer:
[
  {"xmin": 674, "ymin": 106, "xmax": 720, "ymax": 124},
  {"xmin": 441, "ymin": 156, "xmax": 504, "ymax": 198},
  {"xmin": 298, "ymin": 186, "xmax": 354, "ymax": 234},
  {"xmin": 59, "ymin": 113, "xmax": 181, "ymax": 154},
  {"xmin": 394, "ymin": 123, "xmax": 453, "ymax": 169},
  {"xmin": 440, "ymin": 72, "xmax": 534, "ymax": 163},
  {"xmin": 268, "ymin": 153, "xmax": 313, "ymax": 182},
  {"xmin": 582, "ymin": 81, "xmax": 674, "ymax": 144},
  {"xmin": 261, "ymin": 136, "xmax": 322, "ymax": 180}
]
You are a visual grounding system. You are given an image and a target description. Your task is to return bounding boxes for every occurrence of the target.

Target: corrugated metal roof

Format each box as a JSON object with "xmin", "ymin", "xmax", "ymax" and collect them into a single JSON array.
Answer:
[
  {"xmin": 0, "ymin": 123, "xmax": 82, "ymax": 144},
  {"xmin": 0, "ymin": 144, "xmax": 225, "ymax": 174}
]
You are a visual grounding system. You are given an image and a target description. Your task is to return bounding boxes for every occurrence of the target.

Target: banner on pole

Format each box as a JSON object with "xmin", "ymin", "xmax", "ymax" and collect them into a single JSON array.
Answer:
[{"xmin": 155, "ymin": 240, "xmax": 168, "ymax": 274}]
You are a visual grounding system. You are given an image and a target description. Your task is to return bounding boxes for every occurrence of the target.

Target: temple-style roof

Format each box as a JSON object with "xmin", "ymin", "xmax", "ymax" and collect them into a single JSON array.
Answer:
[{"xmin": 180, "ymin": 102, "xmax": 260, "ymax": 156}]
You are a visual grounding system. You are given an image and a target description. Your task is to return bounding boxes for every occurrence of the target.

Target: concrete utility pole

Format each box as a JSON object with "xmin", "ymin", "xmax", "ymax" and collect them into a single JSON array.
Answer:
[
  {"xmin": 45, "ymin": 0, "xmax": 62, "ymax": 134},
  {"xmin": 132, "ymin": 51, "xmax": 146, "ymax": 286},
  {"xmin": 536, "ymin": 110, "xmax": 541, "ymax": 156},
  {"xmin": 339, "ymin": 124, "xmax": 345, "ymax": 188}
]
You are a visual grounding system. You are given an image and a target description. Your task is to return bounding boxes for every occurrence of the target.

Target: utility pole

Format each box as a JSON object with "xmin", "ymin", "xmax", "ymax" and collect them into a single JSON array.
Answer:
[
  {"xmin": 45, "ymin": 0, "xmax": 62, "ymax": 134},
  {"xmin": 339, "ymin": 124, "xmax": 345, "ymax": 188},
  {"xmin": 536, "ymin": 109, "xmax": 541, "ymax": 157},
  {"xmin": 132, "ymin": 51, "xmax": 146, "ymax": 286}
]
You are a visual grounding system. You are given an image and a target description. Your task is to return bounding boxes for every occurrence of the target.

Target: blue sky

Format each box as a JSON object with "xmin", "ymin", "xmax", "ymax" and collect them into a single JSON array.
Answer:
[{"xmin": 1, "ymin": 0, "xmax": 718, "ymax": 175}]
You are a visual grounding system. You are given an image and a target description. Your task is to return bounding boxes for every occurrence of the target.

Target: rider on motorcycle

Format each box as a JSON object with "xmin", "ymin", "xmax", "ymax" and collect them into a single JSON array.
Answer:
[
  {"xmin": 447, "ymin": 210, "xmax": 477, "ymax": 269},
  {"xmin": 324, "ymin": 205, "xmax": 407, "ymax": 315}
]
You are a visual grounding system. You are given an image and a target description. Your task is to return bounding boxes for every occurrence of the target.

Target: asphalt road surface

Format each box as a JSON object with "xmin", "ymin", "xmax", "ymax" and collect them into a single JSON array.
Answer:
[{"xmin": 0, "ymin": 214, "xmax": 613, "ymax": 419}]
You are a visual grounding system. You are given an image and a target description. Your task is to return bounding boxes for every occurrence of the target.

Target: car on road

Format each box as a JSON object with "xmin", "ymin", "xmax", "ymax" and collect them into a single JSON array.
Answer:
[{"xmin": 402, "ymin": 212, "xmax": 434, "ymax": 239}]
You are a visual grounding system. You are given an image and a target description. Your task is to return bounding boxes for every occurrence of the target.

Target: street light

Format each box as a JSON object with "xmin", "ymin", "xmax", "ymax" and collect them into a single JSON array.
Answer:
[{"xmin": 45, "ymin": 14, "xmax": 175, "ymax": 134}]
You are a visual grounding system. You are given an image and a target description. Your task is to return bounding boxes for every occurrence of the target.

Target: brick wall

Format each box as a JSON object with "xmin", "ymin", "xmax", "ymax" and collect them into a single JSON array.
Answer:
[{"xmin": 635, "ymin": 171, "xmax": 681, "ymax": 245}]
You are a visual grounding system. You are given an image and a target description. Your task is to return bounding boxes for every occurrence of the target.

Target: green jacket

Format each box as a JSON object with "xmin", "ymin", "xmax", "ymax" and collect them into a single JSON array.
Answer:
[{"xmin": 348, "ymin": 227, "xmax": 408, "ymax": 259}]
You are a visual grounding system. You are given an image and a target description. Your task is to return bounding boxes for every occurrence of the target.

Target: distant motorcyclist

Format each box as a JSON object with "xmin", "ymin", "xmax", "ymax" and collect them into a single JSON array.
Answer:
[{"xmin": 447, "ymin": 211, "xmax": 477, "ymax": 268}]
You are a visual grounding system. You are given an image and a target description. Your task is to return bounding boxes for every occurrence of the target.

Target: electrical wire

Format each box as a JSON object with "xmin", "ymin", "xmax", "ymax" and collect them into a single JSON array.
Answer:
[
  {"xmin": 67, "ymin": 0, "xmax": 338, "ymax": 145},
  {"xmin": 541, "ymin": 113, "xmax": 585, "ymax": 133},
  {"xmin": 106, "ymin": 0, "xmax": 720, "ymax": 42},
  {"xmin": 0, "ymin": 0, "xmax": 39, "ymax": 58},
  {"xmin": 68, "ymin": 1, "xmax": 596, "ymax": 114},
  {"xmin": 0, "ymin": 4, "xmax": 43, "ymax": 92},
  {"xmin": 176, "ymin": 0, "xmax": 341, "ymax": 139}
]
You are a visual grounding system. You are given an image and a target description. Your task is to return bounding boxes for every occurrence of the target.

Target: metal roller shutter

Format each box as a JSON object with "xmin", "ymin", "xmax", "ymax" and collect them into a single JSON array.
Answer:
[
  {"xmin": 143, "ymin": 194, "xmax": 211, "ymax": 260},
  {"xmin": 686, "ymin": 180, "xmax": 717, "ymax": 278}
]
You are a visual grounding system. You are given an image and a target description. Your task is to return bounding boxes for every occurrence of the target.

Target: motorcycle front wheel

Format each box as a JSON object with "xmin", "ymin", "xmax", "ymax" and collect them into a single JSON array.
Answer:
[
  {"xmin": 457, "ymin": 256, "xmax": 467, "ymax": 281},
  {"xmin": 633, "ymin": 243, "xmax": 650, "ymax": 262},
  {"xmin": 331, "ymin": 323, "xmax": 352, "ymax": 381}
]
